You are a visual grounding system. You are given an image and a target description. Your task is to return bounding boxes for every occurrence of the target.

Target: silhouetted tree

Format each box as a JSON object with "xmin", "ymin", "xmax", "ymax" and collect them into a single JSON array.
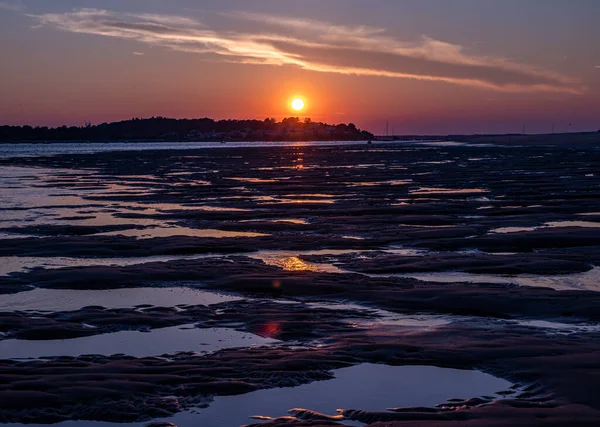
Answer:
[{"xmin": 0, "ymin": 117, "xmax": 373, "ymax": 142}]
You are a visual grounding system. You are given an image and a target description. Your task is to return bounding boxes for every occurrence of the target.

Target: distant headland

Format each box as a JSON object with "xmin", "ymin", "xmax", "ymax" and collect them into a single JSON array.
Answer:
[
  {"xmin": 0, "ymin": 117, "xmax": 373, "ymax": 142},
  {"xmin": 2, "ymin": 117, "xmax": 598, "ymax": 145},
  {"xmin": 378, "ymin": 131, "xmax": 600, "ymax": 146}
]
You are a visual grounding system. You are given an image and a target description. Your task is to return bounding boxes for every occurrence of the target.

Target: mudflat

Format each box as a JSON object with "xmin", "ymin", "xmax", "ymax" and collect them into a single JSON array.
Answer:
[{"xmin": 1, "ymin": 139, "xmax": 600, "ymax": 426}]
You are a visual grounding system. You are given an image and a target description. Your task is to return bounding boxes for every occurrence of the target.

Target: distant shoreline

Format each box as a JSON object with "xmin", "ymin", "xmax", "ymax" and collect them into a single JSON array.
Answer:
[
  {"xmin": 1, "ymin": 131, "xmax": 598, "ymax": 146},
  {"xmin": 0, "ymin": 138, "xmax": 379, "ymax": 145},
  {"xmin": 0, "ymin": 117, "xmax": 374, "ymax": 143},
  {"xmin": 2, "ymin": 116, "xmax": 597, "ymax": 145}
]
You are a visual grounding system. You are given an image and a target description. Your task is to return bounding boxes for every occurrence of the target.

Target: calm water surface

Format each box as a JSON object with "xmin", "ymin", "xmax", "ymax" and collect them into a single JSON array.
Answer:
[{"xmin": 1, "ymin": 364, "xmax": 514, "ymax": 427}]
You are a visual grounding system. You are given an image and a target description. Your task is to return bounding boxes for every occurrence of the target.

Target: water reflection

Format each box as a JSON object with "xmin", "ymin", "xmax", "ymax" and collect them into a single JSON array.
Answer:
[
  {"xmin": 0, "ymin": 253, "xmax": 225, "ymax": 276},
  {"xmin": 257, "ymin": 321, "xmax": 283, "ymax": 339},
  {"xmin": 255, "ymin": 197, "xmax": 335, "ymax": 204},
  {"xmin": 96, "ymin": 227, "xmax": 269, "ymax": 239},
  {"xmin": 282, "ymin": 256, "xmax": 317, "ymax": 271},
  {"xmin": 0, "ymin": 287, "xmax": 240, "ymax": 312},
  {"xmin": 410, "ymin": 187, "xmax": 489, "ymax": 195},
  {"xmin": 254, "ymin": 253, "xmax": 345, "ymax": 274},
  {"xmin": 375, "ymin": 267, "xmax": 600, "ymax": 292},
  {"xmin": 489, "ymin": 221, "xmax": 600, "ymax": 234},
  {"xmin": 0, "ymin": 325, "xmax": 279, "ymax": 359},
  {"xmin": 272, "ymin": 219, "xmax": 309, "ymax": 225},
  {"xmin": 344, "ymin": 180, "xmax": 412, "ymax": 187},
  {"xmin": 0, "ymin": 364, "xmax": 513, "ymax": 427},
  {"xmin": 227, "ymin": 177, "xmax": 278, "ymax": 183}
]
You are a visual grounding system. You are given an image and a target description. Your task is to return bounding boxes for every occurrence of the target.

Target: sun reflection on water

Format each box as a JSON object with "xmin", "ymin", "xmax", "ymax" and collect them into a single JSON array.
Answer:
[{"xmin": 281, "ymin": 256, "xmax": 317, "ymax": 271}]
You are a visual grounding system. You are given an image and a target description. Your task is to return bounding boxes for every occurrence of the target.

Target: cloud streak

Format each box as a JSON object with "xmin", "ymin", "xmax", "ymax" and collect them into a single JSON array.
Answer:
[
  {"xmin": 0, "ymin": 1, "xmax": 21, "ymax": 11},
  {"xmin": 30, "ymin": 8, "xmax": 584, "ymax": 94}
]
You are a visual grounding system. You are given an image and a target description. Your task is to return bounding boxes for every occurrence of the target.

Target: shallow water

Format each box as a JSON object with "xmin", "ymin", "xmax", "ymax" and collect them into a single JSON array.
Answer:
[
  {"xmin": 304, "ymin": 300, "xmax": 458, "ymax": 329},
  {"xmin": 250, "ymin": 248, "xmax": 427, "ymax": 274},
  {"xmin": 2, "ymin": 141, "xmax": 600, "ymax": 426},
  {"xmin": 96, "ymin": 227, "xmax": 269, "ymax": 239},
  {"xmin": 0, "ymin": 166, "xmax": 253, "ymax": 235},
  {"xmin": 0, "ymin": 254, "xmax": 223, "ymax": 276},
  {"xmin": 0, "ymin": 231, "xmax": 30, "ymax": 240},
  {"xmin": 346, "ymin": 180, "xmax": 412, "ymax": 186},
  {"xmin": 545, "ymin": 221, "xmax": 600, "ymax": 228},
  {"xmin": 490, "ymin": 221, "xmax": 600, "ymax": 234},
  {"xmin": 0, "ymin": 325, "xmax": 278, "ymax": 359},
  {"xmin": 257, "ymin": 255, "xmax": 344, "ymax": 273},
  {"xmin": 271, "ymin": 218, "xmax": 309, "ymax": 224},
  {"xmin": 382, "ymin": 267, "xmax": 600, "ymax": 292},
  {"xmin": 489, "ymin": 226, "xmax": 538, "ymax": 233},
  {"xmin": 168, "ymin": 364, "xmax": 513, "ymax": 426},
  {"xmin": 0, "ymin": 287, "xmax": 240, "ymax": 312},
  {"xmin": 0, "ymin": 364, "xmax": 513, "ymax": 427},
  {"xmin": 0, "ymin": 210, "xmax": 165, "ymax": 230},
  {"xmin": 253, "ymin": 248, "xmax": 600, "ymax": 292},
  {"xmin": 0, "ymin": 141, "xmax": 394, "ymax": 159},
  {"xmin": 0, "ymin": 249, "xmax": 369, "ymax": 276},
  {"xmin": 410, "ymin": 187, "xmax": 489, "ymax": 195},
  {"xmin": 514, "ymin": 320, "xmax": 600, "ymax": 335}
]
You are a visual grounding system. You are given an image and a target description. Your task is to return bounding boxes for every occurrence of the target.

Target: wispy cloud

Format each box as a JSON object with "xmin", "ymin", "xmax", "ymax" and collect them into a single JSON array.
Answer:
[
  {"xmin": 30, "ymin": 8, "xmax": 584, "ymax": 94},
  {"xmin": 132, "ymin": 51, "xmax": 145, "ymax": 56},
  {"xmin": 0, "ymin": 1, "xmax": 22, "ymax": 11}
]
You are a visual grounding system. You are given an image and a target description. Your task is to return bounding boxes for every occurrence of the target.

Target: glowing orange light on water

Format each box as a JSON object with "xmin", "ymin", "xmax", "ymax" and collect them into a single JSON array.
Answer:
[
  {"xmin": 281, "ymin": 256, "xmax": 313, "ymax": 271},
  {"xmin": 259, "ymin": 321, "xmax": 282, "ymax": 338}
]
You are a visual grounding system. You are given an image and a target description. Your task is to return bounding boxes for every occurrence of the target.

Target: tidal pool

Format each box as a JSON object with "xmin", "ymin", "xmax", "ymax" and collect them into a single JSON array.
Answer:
[
  {"xmin": 0, "ymin": 254, "xmax": 225, "ymax": 276},
  {"xmin": 380, "ymin": 267, "xmax": 600, "ymax": 292},
  {"xmin": 0, "ymin": 325, "xmax": 278, "ymax": 359},
  {"xmin": 513, "ymin": 320, "xmax": 600, "ymax": 335},
  {"xmin": 410, "ymin": 187, "xmax": 489, "ymax": 195},
  {"xmin": 0, "ymin": 141, "xmax": 385, "ymax": 159},
  {"xmin": 95, "ymin": 227, "xmax": 269, "ymax": 239},
  {"xmin": 0, "ymin": 364, "xmax": 513, "ymax": 427},
  {"xmin": 0, "ymin": 287, "xmax": 240, "ymax": 312},
  {"xmin": 250, "ymin": 247, "xmax": 428, "ymax": 274},
  {"xmin": 304, "ymin": 301, "xmax": 460, "ymax": 330},
  {"xmin": 167, "ymin": 364, "xmax": 513, "ymax": 426},
  {"xmin": 490, "ymin": 221, "xmax": 600, "ymax": 234}
]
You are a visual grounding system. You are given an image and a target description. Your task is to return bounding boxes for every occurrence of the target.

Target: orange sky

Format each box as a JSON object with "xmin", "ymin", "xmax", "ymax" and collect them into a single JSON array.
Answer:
[{"xmin": 0, "ymin": 0, "xmax": 599, "ymax": 134}]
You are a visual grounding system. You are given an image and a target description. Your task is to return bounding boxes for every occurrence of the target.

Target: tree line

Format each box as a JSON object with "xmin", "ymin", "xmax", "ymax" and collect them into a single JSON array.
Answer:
[{"xmin": 0, "ymin": 117, "xmax": 374, "ymax": 142}]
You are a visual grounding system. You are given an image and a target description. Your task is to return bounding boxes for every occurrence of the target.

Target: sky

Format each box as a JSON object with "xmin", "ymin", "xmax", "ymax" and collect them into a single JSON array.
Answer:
[{"xmin": 0, "ymin": 0, "xmax": 599, "ymax": 134}]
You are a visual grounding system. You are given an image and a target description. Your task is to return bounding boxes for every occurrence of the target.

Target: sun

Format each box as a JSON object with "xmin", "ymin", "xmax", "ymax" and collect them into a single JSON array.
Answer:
[{"xmin": 291, "ymin": 98, "xmax": 305, "ymax": 111}]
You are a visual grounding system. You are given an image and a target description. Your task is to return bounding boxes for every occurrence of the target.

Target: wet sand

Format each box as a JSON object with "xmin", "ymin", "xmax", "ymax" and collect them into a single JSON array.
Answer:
[{"xmin": 1, "ymin": 140, "xmax": 600, "ymax": 425}]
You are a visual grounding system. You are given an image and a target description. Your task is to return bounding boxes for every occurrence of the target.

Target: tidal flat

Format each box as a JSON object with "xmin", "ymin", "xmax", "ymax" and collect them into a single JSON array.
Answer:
[{"xmin": 1, "ymin": 140, "xmax": 600, "ymax": 426}]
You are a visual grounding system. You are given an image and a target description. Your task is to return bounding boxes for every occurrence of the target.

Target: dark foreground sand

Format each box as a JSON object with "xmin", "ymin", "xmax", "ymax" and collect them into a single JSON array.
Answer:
[{"xmin": 1, "ymin": 139, "xmax": 600, "ymax": 425}]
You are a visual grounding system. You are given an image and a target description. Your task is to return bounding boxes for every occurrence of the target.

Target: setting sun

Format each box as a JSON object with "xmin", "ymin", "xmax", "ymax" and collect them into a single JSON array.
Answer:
[{"xmin": 291, "ymin": 98, "xmax": 305, "ymax": 111}]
